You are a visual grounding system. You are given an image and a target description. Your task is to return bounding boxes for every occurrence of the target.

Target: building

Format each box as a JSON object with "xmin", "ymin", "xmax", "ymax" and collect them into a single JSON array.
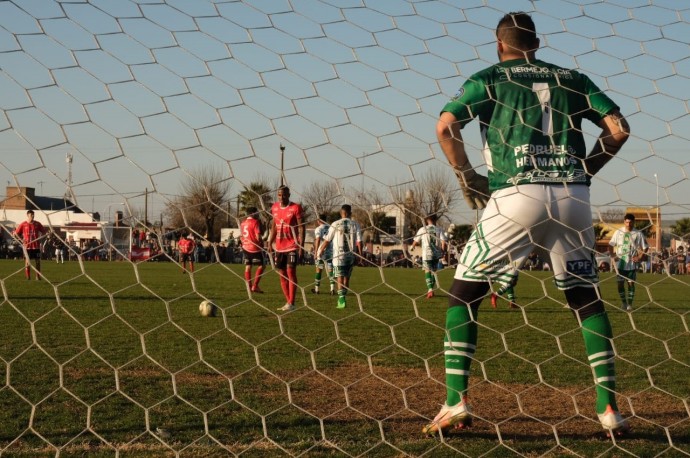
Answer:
[
  {"xmin": 0, "ymin": 186, "xmax": 111, "ymax": 249},
  {"xmin": 594, "ymin": 207, "xmax": 661, "ymax": 254}
]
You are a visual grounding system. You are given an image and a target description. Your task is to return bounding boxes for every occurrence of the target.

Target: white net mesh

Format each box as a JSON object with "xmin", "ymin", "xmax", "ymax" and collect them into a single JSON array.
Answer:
[{"xmin": 0, "ymin": 0, "xmax": 688, "ymax": 456}]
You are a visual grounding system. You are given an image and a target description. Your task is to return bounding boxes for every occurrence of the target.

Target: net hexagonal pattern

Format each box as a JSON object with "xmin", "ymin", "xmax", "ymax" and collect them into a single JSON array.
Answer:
[{"xmin": 0, "ymin": 1, "xmax": 688, "ymax": 456}]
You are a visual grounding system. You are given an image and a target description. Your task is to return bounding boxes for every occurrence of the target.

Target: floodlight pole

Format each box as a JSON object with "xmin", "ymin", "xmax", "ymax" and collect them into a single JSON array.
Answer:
[{"xmin": 279, "ymin": 143, "xmax": 286, "ymax": 186}]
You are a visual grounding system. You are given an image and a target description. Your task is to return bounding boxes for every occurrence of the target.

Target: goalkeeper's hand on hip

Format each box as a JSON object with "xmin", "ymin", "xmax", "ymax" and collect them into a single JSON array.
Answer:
[{"xmin": 455, "ymin": 164, "xmax": 490, "ymax": 210}]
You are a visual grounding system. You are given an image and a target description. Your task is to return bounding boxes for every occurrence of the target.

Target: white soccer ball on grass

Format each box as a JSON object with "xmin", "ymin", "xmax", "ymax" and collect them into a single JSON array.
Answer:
[{"xmin": 199, "ymin": 299, "xmax": 217, "ymax": 317}]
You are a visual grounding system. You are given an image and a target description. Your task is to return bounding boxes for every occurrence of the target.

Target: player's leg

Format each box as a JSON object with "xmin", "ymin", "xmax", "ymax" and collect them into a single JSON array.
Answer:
[
  {"xmin": 626, "ymin": 270, "xmax": 636, "ymax": 309},
  {"xmin": 312, "ymin": 260, "xmax": 323, "ymax": 293},
  {"xmin": 274, "ymin": 253, "xmax": 291, "ymax": 305},
  {"xmin": 334, "ymin": 265, "xmax": 344, "ymax": 308},
  {"xmin": 493, "ymin": 275, "xmax": 518, "ymax": 308},
  {"xmin": 616, "ymin": 274, "xmax": 627, "ymax": 308},
  {"xmin": 548, "ymin": 185, "xmax": 628, "ymax": 434},
  {"xmin": 244, "ymin": 264, "xmax": 252, "ymax": 289},
  {"xmin": 327, "ymin": 261, "xmax": 336, "ymax": 294},
  {"xmin": 252, "ymin": 255, "xmax": 265, "ymax": 292},
  {"xmin": 286, "ymin": 251, "xmax": 298, "ymax": 306},
  {"xmin": 423, "ymin": 261, "xmax": 434, "ymax": 294},
  {"xmin": 425, "ymin": 188, "xmax": 536, "ymax": 435},
  {"xmin": 565, "ymin": 286, "xmax": 628, "ymax": 434},
  {"xmin": 422, "ymin": 279, "xmax": 488, "ymax": 435}
]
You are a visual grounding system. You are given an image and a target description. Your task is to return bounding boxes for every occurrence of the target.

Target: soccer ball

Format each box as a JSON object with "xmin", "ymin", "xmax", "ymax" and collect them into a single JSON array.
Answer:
[{"xmin": 199, "ymin": 300, "xmax": 217, "ymax": 317}]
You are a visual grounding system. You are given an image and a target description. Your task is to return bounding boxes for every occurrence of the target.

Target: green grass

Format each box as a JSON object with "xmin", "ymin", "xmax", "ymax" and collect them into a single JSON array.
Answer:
[{"xmin": 0, "ymin": 259, "xmax": 688, "ymax": 457}]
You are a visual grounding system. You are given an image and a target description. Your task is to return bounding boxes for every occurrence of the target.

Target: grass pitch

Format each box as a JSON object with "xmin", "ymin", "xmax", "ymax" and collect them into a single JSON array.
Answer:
[{"xmin": 0, "ymin": 259, "xmax": 688, "ymax": 457}]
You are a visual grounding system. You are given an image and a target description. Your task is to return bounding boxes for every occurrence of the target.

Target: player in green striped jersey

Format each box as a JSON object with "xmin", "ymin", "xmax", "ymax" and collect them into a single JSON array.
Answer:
[
  {"xmin": 608, "ymin": 213, "xmax": 649, "ymax": 311},
  {"xmin": 424, "ymin": 11, "xmax": 631, "ymax": 437},
  {"xmin": 317, "ymin": 205, "xmax": 362, "ymax": 309}
]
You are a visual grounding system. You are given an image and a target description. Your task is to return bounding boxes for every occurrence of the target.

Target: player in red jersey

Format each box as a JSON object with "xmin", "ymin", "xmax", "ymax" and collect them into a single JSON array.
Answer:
[
  {"xmin": 240, "ymin": 207, "xmax": 266, "ymax": 293},
  {"xmin": 268, "ymin": 186, "xmax": 305, "ymax": 312},
  {"xmin": 178, "ymin": 232, "xmax": 196, "ymax": 273},
  {"xmin": 13, "ymin": 210, "xmax": 47, "ymax": 280}
]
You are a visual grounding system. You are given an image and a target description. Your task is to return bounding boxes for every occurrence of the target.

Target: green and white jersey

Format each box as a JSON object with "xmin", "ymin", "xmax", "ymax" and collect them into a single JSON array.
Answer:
[
  {"xmin": 442, "ymin": 58, "xmax": 618, "ymax": 191},
  {"xmin": 325, "ymin": 217, "xmax": 362, "ymax": 267},
  {"xmin": 413, "ymin": 225, "xmax": 447, "ymax": 261},
  {"xmin": 609, "ymin": 228, "xmax": 648, "ymax": 271},
  {"xmin": 314, "ymin": 223, "xmax": 332, "ymax": 260}
]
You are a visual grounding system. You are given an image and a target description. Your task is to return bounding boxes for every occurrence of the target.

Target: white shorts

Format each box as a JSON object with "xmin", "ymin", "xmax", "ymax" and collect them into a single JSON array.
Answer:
[{"xmin": 455, "ymin": 184, "xmax": 598, "ymax": 290}]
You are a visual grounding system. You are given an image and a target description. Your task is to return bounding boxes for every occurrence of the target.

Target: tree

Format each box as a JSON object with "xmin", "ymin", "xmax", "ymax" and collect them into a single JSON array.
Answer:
[
  {"xmin": 165, "ymin": 166, "xmax": 230, "ymax": 242},
  {"xmin": 237, "ymin": 175, "xmax": 278, "ymax": 228},
  {"xmin": 301, "ymin": 180, "xmax": 341, "ymax": 220},
  {"xmin": 634, "ymin": 220, "xmax": 653, "ymax": 238},
  {"xmin": 448, "ymin": 224, "xmax": 474, "ymax": 245},
  {"xmin": 392, "ymin": 167, "xmax": 459, "ymax": 236},
  {"xmin": 670, "ymin": 217, "xmax": 690, "ymax": 241},
  {"xmin": 593, "ymin": 223, "xmax": 610, "ymax": 241}
]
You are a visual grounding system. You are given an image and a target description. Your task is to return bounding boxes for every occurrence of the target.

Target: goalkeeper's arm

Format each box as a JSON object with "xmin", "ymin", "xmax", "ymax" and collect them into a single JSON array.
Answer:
[
  {"xmin": 585, "ymin": 109, "xmax": 630, "ymax": 177},
  {"xmin": 436, "ymin": 111, "xmax": 489, "ymax": 210}
]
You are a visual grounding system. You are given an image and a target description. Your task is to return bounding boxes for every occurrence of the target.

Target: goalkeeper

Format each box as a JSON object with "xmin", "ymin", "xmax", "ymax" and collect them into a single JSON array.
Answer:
[{"xmin": 424, "ymin": 11, "xmax": 631, "ymax": 437}]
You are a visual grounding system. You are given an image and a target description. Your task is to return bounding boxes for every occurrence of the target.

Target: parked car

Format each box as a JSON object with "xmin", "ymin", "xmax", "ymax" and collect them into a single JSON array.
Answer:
[{"xmin": 5, "ymin": 242, "xmax": 23, "ymax": 260}]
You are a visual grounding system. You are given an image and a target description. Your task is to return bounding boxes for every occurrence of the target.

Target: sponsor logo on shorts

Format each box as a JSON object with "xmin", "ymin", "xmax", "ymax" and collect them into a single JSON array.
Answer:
[{"xmin": 567, "ymin": 259, "xmax": 593, "ymax": 275}]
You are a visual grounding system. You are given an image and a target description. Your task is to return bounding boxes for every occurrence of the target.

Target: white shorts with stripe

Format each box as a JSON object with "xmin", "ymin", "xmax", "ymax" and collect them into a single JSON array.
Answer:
[{"xmin": 455, "ymin": 184, "xmax": 598, "ymax": 290}]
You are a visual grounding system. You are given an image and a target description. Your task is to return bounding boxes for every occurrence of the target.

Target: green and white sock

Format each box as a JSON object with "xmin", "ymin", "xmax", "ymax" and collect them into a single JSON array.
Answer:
[
  {"xmin": 425, "ymin": 271, "xmax": 434, "ymax": 290},
  {"xmin": 444, "ymin": 306, "xmax": 477, "ymax": 406},
  {"xmin": 581, "ymin": 312, "xmax": 619, "ymax": 414}
]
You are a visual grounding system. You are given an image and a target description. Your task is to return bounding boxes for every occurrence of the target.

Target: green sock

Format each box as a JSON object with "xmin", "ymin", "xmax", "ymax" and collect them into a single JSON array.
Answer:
[
  {"xmin": 581, "ymin": 312, "xmax": 618, "ymax": 414},
  {"xmin": 314, "ymin": 271, "xmax": 322, "ymax": 287},
  {"xmin": 497, "ymin": 284, "xmax": 515, "ymax": 301},
  {"xmin": 617, "ymin": 284, "xmax": 626, "ymax": 303},
  {"xmin": 445, "ymin": 306, "xmax": 477, "ymax": 406},
  {"xmin": 627, "ymin": 282, "xmax": 635, "ymax": 305},
  {"xmin": 425, "ymin": 271, "xmax": 433, "ymax": 290}
]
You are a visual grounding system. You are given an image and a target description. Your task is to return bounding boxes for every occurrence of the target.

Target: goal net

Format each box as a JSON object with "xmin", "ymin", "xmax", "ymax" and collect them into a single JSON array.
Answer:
[{"xmin": 0, "ymin": 1, "xmax": 688, "ymax": 456}]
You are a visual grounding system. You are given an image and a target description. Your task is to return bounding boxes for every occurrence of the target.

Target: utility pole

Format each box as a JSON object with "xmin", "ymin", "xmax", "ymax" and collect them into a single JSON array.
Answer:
[
  {"xmin": 144, "ymin": 187, "xmax": 148, "ymax": 227},
  {"xmin": 279, "ymin": 143, "xmax": 286, "ymax": 186},
  {"xmin": 237, "ymin": 194, "xmax": 241, "ymax": 221}
]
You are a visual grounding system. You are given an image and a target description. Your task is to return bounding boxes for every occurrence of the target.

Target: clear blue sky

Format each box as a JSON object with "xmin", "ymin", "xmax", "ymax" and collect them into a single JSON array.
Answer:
[{"xmin": 0, "ymin": 0, "xmax": 688, "ymax": 226}]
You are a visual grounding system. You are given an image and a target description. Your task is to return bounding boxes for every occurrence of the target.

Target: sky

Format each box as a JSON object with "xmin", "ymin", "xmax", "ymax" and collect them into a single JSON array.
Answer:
[{"xmin": 0, "ymin": 0, "xmax": 688, "ymax": 227}]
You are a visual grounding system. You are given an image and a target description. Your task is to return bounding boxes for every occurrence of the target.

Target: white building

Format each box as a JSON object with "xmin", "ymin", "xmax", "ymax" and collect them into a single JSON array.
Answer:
[{"xmin": 1, "ymin": 186, "xmax": 107, "ymax": 248}]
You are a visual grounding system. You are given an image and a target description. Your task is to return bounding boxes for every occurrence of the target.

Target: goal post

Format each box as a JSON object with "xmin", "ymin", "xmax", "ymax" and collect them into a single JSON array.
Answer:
[{"xmin": 0, "ymin": 1, "xmax": 688, "ymax": 456}]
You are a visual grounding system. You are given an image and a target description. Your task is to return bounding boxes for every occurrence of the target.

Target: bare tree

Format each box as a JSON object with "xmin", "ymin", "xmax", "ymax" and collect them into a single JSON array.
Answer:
[
  {"xmin": 301, "ymin": 180, "xmax": 341, "ymax": 220},
  {"xmin": 165, "ymin": 166, "xmax": 231, "ymax": 242},
  {"xmin": 392, "ymin": 167, "xmax": 459, "ymax": 235}
]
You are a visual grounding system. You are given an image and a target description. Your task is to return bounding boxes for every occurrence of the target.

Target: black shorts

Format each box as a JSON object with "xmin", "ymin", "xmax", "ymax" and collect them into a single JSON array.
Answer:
[
  {"xmin": 180, "ymin": 253, "xmax": 193, "ymax": 262},
  {"xmin": 243, "ymin": 250, "xmax": 265, "ymax": 266},
  {"xmin": 26, "ymin": 249, "xmax": 41, "ymax": 260},
  {"xmin": 274, "ymin": 251, "xmax": 298, "ymax": 270}
]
